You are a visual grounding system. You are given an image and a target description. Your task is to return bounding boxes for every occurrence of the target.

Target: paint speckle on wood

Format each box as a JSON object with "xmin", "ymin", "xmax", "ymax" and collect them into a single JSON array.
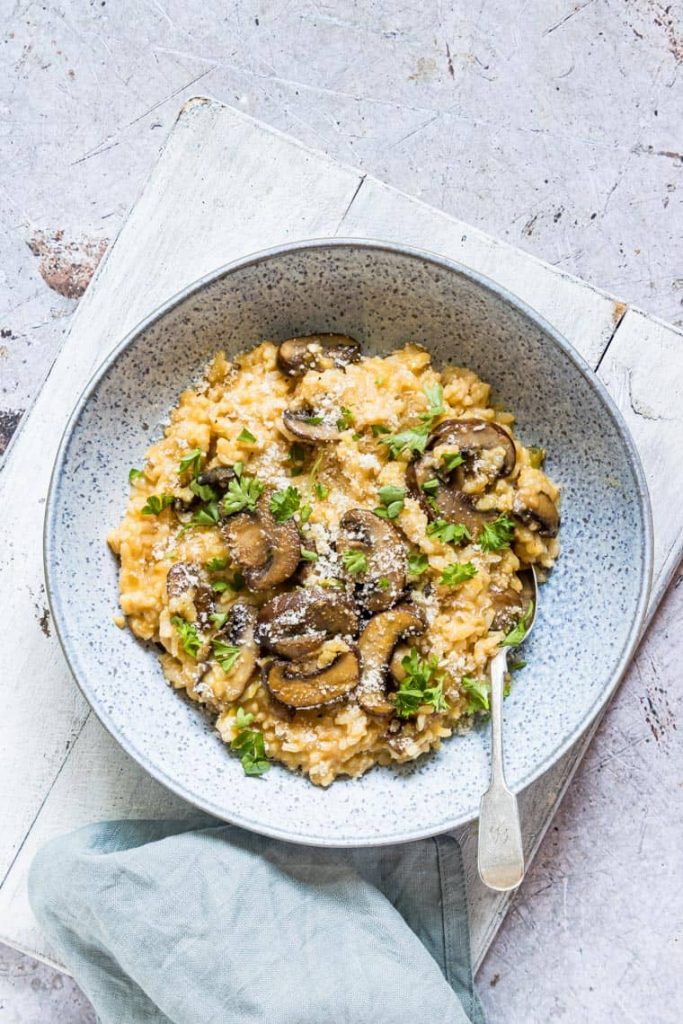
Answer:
[{"xmin": 27, "ymin": 231, "xmax": 109, "ymax": 300}]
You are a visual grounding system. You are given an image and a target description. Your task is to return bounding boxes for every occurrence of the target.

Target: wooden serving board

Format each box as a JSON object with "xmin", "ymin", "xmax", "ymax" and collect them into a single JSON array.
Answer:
[{"xmin": 1, "ymin": 97, "xmax": 681, "ymax": 972}]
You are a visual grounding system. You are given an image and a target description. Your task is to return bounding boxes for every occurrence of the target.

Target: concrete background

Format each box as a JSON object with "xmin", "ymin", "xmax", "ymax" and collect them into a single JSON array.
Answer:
[{"xmin": 1, "ymin": 1, "xmax": 681, "ymax": 1021}]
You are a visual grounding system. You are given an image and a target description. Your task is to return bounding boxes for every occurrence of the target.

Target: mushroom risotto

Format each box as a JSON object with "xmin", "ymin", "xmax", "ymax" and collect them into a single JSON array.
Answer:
[{"xmin": 108, "ymin": 335, "xmax": 560, "ymax": 786}]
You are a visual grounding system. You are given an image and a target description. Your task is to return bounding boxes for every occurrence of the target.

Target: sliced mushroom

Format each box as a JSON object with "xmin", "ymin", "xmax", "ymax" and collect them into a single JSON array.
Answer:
[
  {"xmin": 256, "ymin": 588, "xmax": 359, "ymax": 659},
  {"xmin": 221, "ymin": 490, "xmax": 300, "ymax": 590},
  {"xmin": 211, "ymin": 602, "xmax": 259, "ymax": 700},
  {"xmin": 338, "ymin": 509, "xmax": 407, "ymax": 613},
  {"xmin": 357, "ymin": 605, "xmax": 425, "ymax": 715},
  {"xmin": 277, "ymin": 334, "xmax": 361, "ymax": 377},
  {"xmin": 196, "ymin": 465, "xmax": 236, "ymax": 494},
  {"xmin": 166, "ymin": 561, "xmax": 214, "ymax": 625},
  {"xmin": 513, "ymin": 491, "xmax": 560, "ymax": 538},
  {"xmin": 263, "ymin": 648, "xmax": 360, "ymax": 710},
  {"xmin": 490, "ymin": 570, "xmax": 536, "ymax": 633},
  {"xmin": 282, "ymin": 408, "xmax": 339, "ymax": 443},
  {"xmin": 430, "ymin": 418, "xmax": 516, "ymax": 477}
]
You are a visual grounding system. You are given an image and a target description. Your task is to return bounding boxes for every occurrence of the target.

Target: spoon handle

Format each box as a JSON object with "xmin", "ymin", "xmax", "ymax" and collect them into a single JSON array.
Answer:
[{"xmin": 477, "ymin": 648, "xmax": 525, "ymax": 891}]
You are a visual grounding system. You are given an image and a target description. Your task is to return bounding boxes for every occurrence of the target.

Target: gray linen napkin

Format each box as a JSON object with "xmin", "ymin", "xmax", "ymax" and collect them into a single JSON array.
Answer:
[{"xmin": 29, "ymin": 818, "xmax": 486, "ymax": 1024}]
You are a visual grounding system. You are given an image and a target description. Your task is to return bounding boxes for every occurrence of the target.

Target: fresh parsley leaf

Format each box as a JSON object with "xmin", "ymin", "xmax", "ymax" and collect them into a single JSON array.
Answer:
[
  {"xmin": 501, "ymin": 601, "xmax": 534, "ymax": 647},
  {"xmin": 440, "ymin": 561, "xmax": 477, "ymax": 587},
  {"xmin": 477, "ymin": 514, "xmax": 515, "ymax": 552},
  {"xmin": 205, "ymin": 557, "xmax": 229, "ymax": 572},
  {"xmin": 233, "ymin": 461, "xmax": 244, "ymax": 478},
  {"xmin": 314, "ymin": 482, "xmax": 329, "ymax": 500},
  {"xmin": 287, "ymin": 442, "xmax": 308, "ymax": 476},
  {"xmin": 141, "ymin": 494, "xmax": 174, "ymax": 516},
  {"xmin": 508, "ymin": 657, "xmax": 527, "ymax": 672},
  {"xmin": 422, "ymin": 478, "xmax": 440, "ymax": 495},
  {"xmin": 212, "ymin": 637, "xmax": 242, "ymax": 673},
  {"xmin": 300, "ymin": 547, "xmax": 318, "ymax": 562},
  {"xmin": 528, "ymin": 446, "xmax": 546, "ymax": 469},
  {"xmin": 426, "ymin": 519, "xmax": 472, "ymax": 546},
  {"xmin": 269, "ymin": 485, "xmax": 301, "ymax": 522},
  {"xmin": 460, "ymin": 675, "xmax": 490, "ymax": 715},
  {"xmin": 171, "ymin": 615, "xmax": 202, "ymax": 658},
  {"xmin": 371, "ymin": 423, "xmax": 390, "ymax": 436},
  {"xmin": 336, "ymin": 407, "xmax": 354, "ymax": 431},
  {"xmin": 373, "ymin": 484, "xmax": 406, "ymax": 520},
  {"xmin": 190, "ymin": 500, "xmax": 220, "ymax": 526},
  {"xmin": 236, "ymin": 428, "xmax": 257, "ymax": 444},
  {"xmin": 222, "ymin": 476, "xmax": 264, "ymax": 515},
  {"xmin": 190, "ymin": 479, "xmax": 217, "ymax": 502},
  {"xmin": 299, "ymin": 503, "xmax": 312, "ymax": 523},
  {"xmin": 441, "ymin": 451, "xmax": 464, "ymax": 472},
  {"xmin": 380, "ymin": 424, "xmax": 430, "ymax": 460},
  {"xmin": 304, "ymin": 415, "xmax": 323, "ymax": 425},
  {"xmin": 178, "ymin": 448, "xmax": 203, "ymax": 477},
  {"xmin": 377, "ymin": 576, "xmax": 390, "ymax": 589},
  {"xmin": 230, "ymin": 707, "xmax": 270, "ymax": 777},
  {"xmin": 394, "ymin": 648, "xmax": 448, "ymax": 718},
  {"xmin": 342, "ymin": 549, "xmax": 368, "ymax": 575},
  {"xmin": 421, "ymin": 381, "xmax": 445, "ymax": 421},
  {"xmin": 129, "ymin": 467, "xmax": 143, "ymax": 483},
  {"xmin": 210, "ymin": 611, "xmax": 229, "ymax": 629},
  {"xmin": 407, "ymin": 552, "xmax": 429, "ymax": 576}
]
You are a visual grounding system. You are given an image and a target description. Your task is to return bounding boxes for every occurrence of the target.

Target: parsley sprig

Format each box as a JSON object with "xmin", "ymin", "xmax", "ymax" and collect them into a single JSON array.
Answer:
[
  {"xmin": 394, "ymin": 648, "xmax": 448, "ymax": 718},
  {"xmin": 426, "ymin": 519, "xmax": 471, "ymax": 546},
  {"xmin": 342, "ymin": 549, "xmax": 368, "ymax": 575},
  {"xmin": 460, "ymin": 675, "xmax": 490, "ymax": 715},
  {"xmin": 171, "ymin": 616, "xmax": 202, "ymax": 658},
  {"xmin": 231, "ymin": 708, "xmax": 270, "ymax": 777},
  {"xmin": 141, "ymin": 494, "xmax": 174, "ymax": 516},
  {"xmin": 407, "ymin": 552, "xmax": 429, "ymax": 577},
  {"xmin": 477, "ymin": 514, "xmax": 515, "ymax": 551},
  {"xmin": 380, "ymin": 381, "xmax": 445, "ymax": 460},
  {"xmin": 270, "ymin": 485, "xmax": 301, "ymax": 522},
  {"xmin": 178, "ymin": 448, "xmax": 203, "ymax": 477},
  {"xmin": 501, "ymin": 601, "xmax": 534, "ymax": 647},
  {"xmin": 440, "ymin": 561, "xmax": 477, "ymax": 587},
  {"xmin": 373, "ymin": 485, "xmax": 406, "ymax": 520},
  {"xmin": 211, "ymin": 637, "xmax": 242, "ymax": 674},
  {"xmin": 222, "ymin": 475, "xmax": 264, "ymax": 515}
]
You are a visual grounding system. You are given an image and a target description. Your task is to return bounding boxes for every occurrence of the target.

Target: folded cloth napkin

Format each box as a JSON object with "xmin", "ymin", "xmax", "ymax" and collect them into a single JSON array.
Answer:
[{"xmin": 29, "ymin": 818, "xmax": 486, "ymax": 1024}]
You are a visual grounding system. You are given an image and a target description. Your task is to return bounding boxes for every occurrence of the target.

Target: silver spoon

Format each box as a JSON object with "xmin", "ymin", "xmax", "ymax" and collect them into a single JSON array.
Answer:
[{"xmin": 477, "ymin": 567, "xmax": 537, "ymax": 891}]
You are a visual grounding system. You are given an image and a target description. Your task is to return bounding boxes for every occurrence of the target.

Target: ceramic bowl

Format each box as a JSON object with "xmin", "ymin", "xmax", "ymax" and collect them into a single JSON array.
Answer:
[{"xmin": 45, "ymin": 239, "xmax": 652, "ymax": 846}]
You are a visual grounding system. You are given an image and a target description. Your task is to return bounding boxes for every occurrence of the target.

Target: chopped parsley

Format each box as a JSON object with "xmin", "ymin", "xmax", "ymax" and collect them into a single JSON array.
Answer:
[
  {"xmin": 314, "ymin": 482, "xmax": 329, "ymax": 500},
  {"xmin": 426, "ymin": 519, "xmax": 472, "ymax": 546},
  {"xmin": 477, "ymin": 514, "xmax": 515, "ymax": 551},
  {"xmin": 304, "ymin": 415, "xmax": 323, "ymax": 425},
  {"xmin": 129, "ymin": 467, "xmax": 143, "ymax": 483},
  {"xmin": 212, "ymin": 573, "xmax": 244, "ymax": 593},
  {"xmin": 212, "ymin": 637, "xmax": 242, "ymax": 674},
  {"xmin": 209, "ymin": 611, "xmax": 229, "ymax": 629},
  {"xmin": 205, "ymin": 557, "xmax": 229, "ymax": 572},
  {"xmin": 300, "ymin": 547, "xmax": 319, "ymax": 562},
  {"xmin": 440, "ymin": 561, "xmax": 478, "ymax": 587},
  {"xmin": 178, "ymin": 448, "xmax": 203, "ymax": 477},
  {"xmin": 269, "ymin": 485, "xmax": 301, "ymax": 522},
  {"xmin": 380, "ymin": 424, "xmax": 430, "ymax": 460},
  {"xmin": 377, "ymin": 576, "xmax": 390, "ymax": 589},
  {"xmin": 422, "ymin": 478, "xmax": 440, "ymax": 495},
  {"xmin": 190, "ymin": 500, "xmax": 220, "ymax": 526},
  {"xmin": 460, "ymin": 675, "xmax": 490, "ymax": 715},
  {"xmin": 342, "ymin": 549, "xmax": 368, "ymax": 575},
  {"xmin": 371, "ymin": 423, "xmax": 391, "ymax": 437},
  {"xmin": 394, "ymin": 648, "xmax": 448, "ymax": 718},
  {"xmin": 287, "ymin": 442, "xmax": 308, "ymax": 476},
  {"xmin": 407, "ymin": 552, "xmax": 429, "ymax": 577},
  {"xmin": 231, "ymin": 707, "xmax": 270, "ymax": 777},
  {"xmin": 336, "ymin": 407, "xmax": 354, "ymax": 431},
  {"xmin": 171, "ymin": 615, "xmax": 202, "ymax": 658},
  {"xmin": 421, "ymin": 381, "xmax": 445, "ymax": 422},
  {"xmin": 501, "ymin": 602, "xmax": 534, "ymax": 647},
  {"xmin": 222, "ymin": 475, "xmax": 264, "ymax": 515},
  {"xmin": 373, "ymin": 485, "xmax": 406, "ymax": 520},
  {"xmin": 141, "ymin": 494, "xmax": 174, "ymax": 516},
  {"xmin": 236, "ymin": 428, "xmax": 257, "ymax": 445},
  {"xmin": 441, "ymin": 451, "xmax": 464, "ymax": 472},
  {"xmin": 189, "ymin": 479, "xmax": 217, "ymax": 503}
]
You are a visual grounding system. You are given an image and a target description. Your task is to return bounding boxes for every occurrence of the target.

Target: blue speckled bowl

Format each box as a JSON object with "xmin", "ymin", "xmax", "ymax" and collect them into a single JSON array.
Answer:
[{"xmin": 45, "ymin": 240, "xmax": 652, "ymax": 846}]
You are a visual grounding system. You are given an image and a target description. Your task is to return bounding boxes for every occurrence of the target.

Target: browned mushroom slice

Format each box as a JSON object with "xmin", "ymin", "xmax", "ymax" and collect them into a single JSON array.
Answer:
[
  {"xmin": 221, "ymin": 491, "xmax": 300, "ymax": 591},
  {"xmin": 166, "ymin": 561, "xmax": 215, "ymax": 625},
  {"xmin": 489, "ymin": 569, "xmax": 536, "ymax": 633},
  {"xmin": 406, "ymin": 460, "xmax": 496, "ymax": 537},
  {"xmin": 282, "ymin": 408, "xmax": 339, "ymax": 443},
  {"xmin": 256, "ymin": 588, "xmax": 359, "ymax": 659},
  {"xmin": 277, "ymin": 334, "xmax": 361, "ymax": 377},
  {"xmin": 338, "ymin": 509, "xmax": 407, "ymax": 613},
  {"xmin": 263, "ymin": 648, "xmax": 360, "ymax": 710},
  {"xmin": 357, "ymin": 605, "xmax": 425, "ymax": 715},
  {"xmin": 430, "ymin": 418, "xmax": 516, "ymax": 478},
  {"xmin": 196, "ymin": 465, "xmax": 236, "ymax": 494},
  {"xmin": 513, "ymin": 491, "xmax": 559, "ymax": 538},
  {"xmin": 212, "ymin": 602, "xmax": 259, "ymax": 699}
]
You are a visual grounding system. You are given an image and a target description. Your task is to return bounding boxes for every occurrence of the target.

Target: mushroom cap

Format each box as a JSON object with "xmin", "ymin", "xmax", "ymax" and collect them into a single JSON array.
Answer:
[
  {"xmin": 256, "ymin": 588, "xmax": 359, "ymax": 659},
  {"xmin": 263, "ymin": 648, "xmax": 360, "ymax": 710},
  {"xmin": 282, "ymin": 407, "xmax": 340, "ymax": 443},
  {"xmin": 196, "ymin": 465, "xmax": 236, "ymax": 494},
  {"xmin": 430, "ymin": 418, "xmax": 516, "ymax": 477},
  {"xmin": 221, "ymin": 490, "xmax": 301, "ymax": 591},
  {"xmin": 406, "ymin": 460, "xmax": 496, "ymax": 537},
  {"xmin": 166, "ymin": 561, "xmax": 215, "ymax": 626},
  {"xmin": 338, "ymin": 508, "xmax": 407, "ymax": 613},
  {"xmin": 513, "ymin": 491, "xmax": 560, "ymax": 538},
  {"xmin": 211, "ymin": 602, "xmax": 259, "ymax": 701},
  {"xmin": 276, "ymin": 334, "xmax": 361, "ymax": 377},
  {"xmin": 357, "ymin": 604, "xmax": 425, "ymax": 715}
]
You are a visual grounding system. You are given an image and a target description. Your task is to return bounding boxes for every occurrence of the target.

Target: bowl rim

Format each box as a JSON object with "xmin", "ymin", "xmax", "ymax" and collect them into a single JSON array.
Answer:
[{"xmin": 44, "ymin": 236, "xmax": 654, "ymax": 847}]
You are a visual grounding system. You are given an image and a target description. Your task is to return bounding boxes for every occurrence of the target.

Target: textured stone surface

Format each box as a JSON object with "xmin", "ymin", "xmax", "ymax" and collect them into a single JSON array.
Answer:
[{"xmin": 1, "ymin": 1, "xmax": 681, "ymax": 1021}]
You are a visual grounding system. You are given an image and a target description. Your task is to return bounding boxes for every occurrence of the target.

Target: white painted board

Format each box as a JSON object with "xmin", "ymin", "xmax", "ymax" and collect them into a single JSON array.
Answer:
[{"xmin": 0, "ymin": 98, "xmax": 681, "ymax": 973}]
